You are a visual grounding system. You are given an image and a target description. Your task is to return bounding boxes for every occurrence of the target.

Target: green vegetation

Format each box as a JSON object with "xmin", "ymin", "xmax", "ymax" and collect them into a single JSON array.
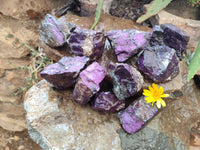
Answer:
[
  {"xmin": 189, "ymin": 0, "xmax": 200, "ymax": 7},
  {"xmin": 5, "ymin": 32, "xmax": 52, "ymax": 96},
  {"xmin": 187, "ymin": 40, "xmax": 200, "ymax": 81},
  {"xmin": 90, "ymin": 0, "xmax": 104, "ymax": 30},
  {"xmin": 136, "ymin": 0, "xmax": 172, "ymax": 23},
  {"xmin": 184, "ymin": 49, "xmax": 195, "ymax": 66}
]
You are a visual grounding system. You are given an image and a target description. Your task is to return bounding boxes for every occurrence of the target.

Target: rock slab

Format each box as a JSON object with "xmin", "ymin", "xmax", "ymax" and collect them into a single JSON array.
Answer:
[{"xmin": 24, "ymin": 80, "xmax": 122, "ymax": 150}]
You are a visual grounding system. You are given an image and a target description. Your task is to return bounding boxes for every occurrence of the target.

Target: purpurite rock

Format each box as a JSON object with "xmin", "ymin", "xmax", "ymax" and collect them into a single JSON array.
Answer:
[
  {"xmin": 39, "ymin": 14, "xmax": 70, "ymax": 48},
  {"xmin": 91, "ymin": 91, "xmax": 125, "ymax": 113},
  {"xmin": 109, "ymin": 63, "xmax": 144, "ymax": 100},
  {"xmin": 106, "ymin": 29, "xmax": 149, "ymax": 62},
  {"xmin": 149, "ymin": 25, "xmax": 164, "ymax": 46},
  {"xmin": 40, "ymin": 56, "xmax": 89, "ymax": 89},
  {"xmin": 161, "ymin": 23, "xmax": 190, "ymax": 59},
  {"xmin": 137, "ymin": 45, "xmax": 179, "ymax": 83},
  {"xmin": 69, "ymin": 27, "xmax": 106, "ymax": 60},
  {"xmin": 73, "ymin": 62, "xmax": 106, "ymax": 105},
  {"xmin": 118, "ymin": 96, "xmax": 158, "ymax": 134}
]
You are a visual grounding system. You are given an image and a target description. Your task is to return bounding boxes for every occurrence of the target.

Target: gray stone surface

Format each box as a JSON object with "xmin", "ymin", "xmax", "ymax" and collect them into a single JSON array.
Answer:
[
  {"xmin": 24, "ymin": 80, "xmax": 122, "ymax": 150},
  {"xmin": 117, "ymin": 128, "xmax": 185, "ymax": 150}
]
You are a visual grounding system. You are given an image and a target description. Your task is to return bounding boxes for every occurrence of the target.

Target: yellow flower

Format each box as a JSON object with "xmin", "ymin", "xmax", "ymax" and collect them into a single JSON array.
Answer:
[{"xmin": 143, "ymin": 83, "xmax": 169, "ymax": 109}]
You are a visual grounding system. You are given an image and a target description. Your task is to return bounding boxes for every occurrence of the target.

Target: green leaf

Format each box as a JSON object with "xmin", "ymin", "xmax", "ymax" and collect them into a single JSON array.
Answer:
[
  {"xmin": 90, "ymin": 0, "xmax": 104, "ymax": 30},
  {"xmin": 187, "ymin": 40, "xmax": 200, "ymax": 81},
  {"xmin": 136, "ymin": 0, "xmax": 172, "ymax": 23}
]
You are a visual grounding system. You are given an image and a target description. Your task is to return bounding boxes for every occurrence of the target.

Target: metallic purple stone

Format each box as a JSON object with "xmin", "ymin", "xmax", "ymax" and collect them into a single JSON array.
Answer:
[
  {"xmin": 137, "ymin": 45, "xmax": 179, "ymax": 83},
  {"xmin": 149, "ymin": 25, "xmax": 164, "ymax": 46},
  {"xmin": 91, "ymin": 91, "xmax": 125, "ymax": 113},
  {"xmin": 118, "ymin": 96, "xmax": 158, "ymax": 134},
  {"xmin": 39, "ymin": 14, "xmax": 68, "ymax": 47},
  {"xmin": 106, "ymin": 29, "xmax": 150, "ymax": 62},
  {"xmin": 108, "ymin": 63, "xmax": 144, "ymax": 100},
  {"xmin": 40, "ymin": 56, "xmax": 89, "ymax": 89},
  {"xmin": 73, "ymin": 62, "xmax": 106, "ymax": 105},
  {"xmin": 69, "ymin": 27, "xmax": 106, "ymax": 60},
  {"xmin": 161, "ymin": 23, "xmax": 190, "ymax": 59}
]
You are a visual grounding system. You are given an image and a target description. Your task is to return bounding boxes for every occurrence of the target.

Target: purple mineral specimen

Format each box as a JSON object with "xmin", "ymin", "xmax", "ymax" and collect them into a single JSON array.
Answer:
[
  {"xmin": 68, "ymin": 27, "xmax": 106, "ymax": 60},
  {"xmin": 91, "ymin": 91, "xmax": 125, "ymax": 113},
  {"xmin": 149, "ymin": 25, "xmax": 164, "ymax": 46},
  {"xmin": 39, "ymin": 14, "xmax": 71, "ymax": 48},
  {"xmin": 137, "ymin": 45, "xmax": 179, "ymax": 83},
  {"xmin": 108, "ymin": 63, "xmax": 144, "ymax": 100},
  {"xmin": 73, "ymin": 62, "xmax": 106, "ymax": 105},
  {"xmin": 106, "ymin": 29, "xmax": 149, "ymax": 62},
  {"xmin": 161, "ymin": 23, "xmax": 190, "ymax": 59},
  {"xmin": 40, "ymin": 56, "xmax": 89, "ymax": 89},
  {"xmin": 118, "ymin": 96, "xmax": 158, "ymax": 134}
]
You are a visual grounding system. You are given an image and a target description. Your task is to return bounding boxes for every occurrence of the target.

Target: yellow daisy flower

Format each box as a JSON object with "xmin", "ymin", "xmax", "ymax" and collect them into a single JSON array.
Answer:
[{"xmin": 143, "ymin": 83, "xmax": 169, "ymax": 109}]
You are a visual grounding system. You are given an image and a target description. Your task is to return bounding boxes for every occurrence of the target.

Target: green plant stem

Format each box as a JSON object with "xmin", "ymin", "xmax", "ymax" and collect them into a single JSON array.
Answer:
[{"xmin": 90, "ymin": 0, "xmax": 104, "ymax": 30}]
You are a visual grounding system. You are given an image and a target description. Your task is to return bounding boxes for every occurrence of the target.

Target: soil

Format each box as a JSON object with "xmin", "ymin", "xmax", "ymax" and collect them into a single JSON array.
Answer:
[
  {"xmin": 0, "ymin": 127, "xmax": 41, "ymax": 150},
  {"xmin": 165, "ymin": 0, "xmax": 200, "ymax": 20},
  {"xmin": 109, "ymin": 0, "xmax": 153, "ymax": 26}
]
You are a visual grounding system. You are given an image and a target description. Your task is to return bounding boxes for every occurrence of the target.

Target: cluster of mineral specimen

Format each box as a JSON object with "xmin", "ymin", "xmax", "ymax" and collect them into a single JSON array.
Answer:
[{"xmin": 39, "ymin": 14, "xmax": 190, "ymax": 135}]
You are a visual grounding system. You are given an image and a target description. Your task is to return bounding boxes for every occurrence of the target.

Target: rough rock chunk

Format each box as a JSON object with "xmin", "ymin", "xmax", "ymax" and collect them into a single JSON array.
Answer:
[
  {"xmin": 161, "ymin": 23, "xmax": 190, "ymax": 59},
  {"xmin": 91, "ymin": 91, "xmax": 125, "ymax": 113},
  {"xmin": 106, "ymin": 29, "xmax": 149, "ymax": 62},
  {"xmin": 69, "ymin": 27, "xmax": 106, "ymax": 60},
  {"xmin": 137, "ymin": 45, "xmax": 179, "ymax": 83},
  {"xmin": 149, "ymin": 25, "xmax": 164, "ymax": 46},
  {"xmin": 109, "ymin": 63, "xmax": 144, "ymax": 100},
  {"xmin": 39, "ymin": 14, "xmax": 73, "ymax": 48},
  {"xmin": 73, "ymin": 62, "xmax": 106, "ymax": 104},
  {"xmin": 118, "ymin": 96, "xmax": 158, "ymax": 134},
  {"xmin": 40, "ymin": 56, "xmax": 89, "ymax": 89}
]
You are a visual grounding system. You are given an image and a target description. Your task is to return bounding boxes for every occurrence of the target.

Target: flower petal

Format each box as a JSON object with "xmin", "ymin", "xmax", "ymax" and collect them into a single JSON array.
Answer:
[
  {"xmin": 145, "ymin": 97, "xmax": 155, "ymax": 103},
  {"xmin": 152, "ymin": 83, "xmax": 159, "ymax": 90},
  {"xmin": 159, "ymin": 86, "xmax": 164, "ymax": 95},
  {"xmin": 160, "ymin": 99, "xmax": 166, "ymax": 107},
  {"xmin": 148, "ymin": 85, "xmax": 153, "ymax": 92},
  {"xmin": 156, "ymin": 100, "xmax": 161, "ymax": 109},
  {"xmin": 143, "ymin": 89, "xmax": 152, "ymax": 97},
  {"xmin": 161, "ymin": 94, "xmax": 169, "ymax": 98}
]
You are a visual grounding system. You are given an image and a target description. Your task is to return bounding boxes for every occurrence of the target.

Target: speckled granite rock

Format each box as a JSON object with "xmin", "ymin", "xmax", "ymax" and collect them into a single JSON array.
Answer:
[{"xmin": 24, "ymin": 80, "xmax": 122, "ymax": 150}]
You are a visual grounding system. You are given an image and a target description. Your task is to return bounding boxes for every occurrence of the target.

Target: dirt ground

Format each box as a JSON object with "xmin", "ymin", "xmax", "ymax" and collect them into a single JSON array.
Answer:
[{"xmin": 0, "ymin": 127, "xmax": 41, "ymax": 150}]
